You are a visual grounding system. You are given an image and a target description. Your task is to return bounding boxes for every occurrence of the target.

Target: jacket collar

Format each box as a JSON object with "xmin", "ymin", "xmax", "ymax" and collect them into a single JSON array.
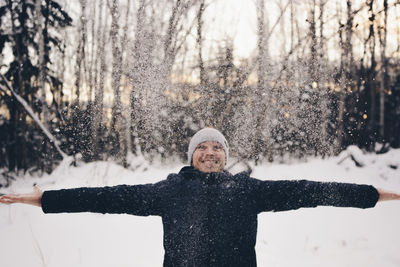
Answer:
[{"xmin": 179, "ymin": 166, "xmax": 232, "ymax": 184}]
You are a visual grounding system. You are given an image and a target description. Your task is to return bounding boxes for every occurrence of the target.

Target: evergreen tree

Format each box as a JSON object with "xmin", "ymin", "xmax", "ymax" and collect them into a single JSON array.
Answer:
[{"xmin": 0, "ymin": 0, "xmax": 72, "ymax": 172}]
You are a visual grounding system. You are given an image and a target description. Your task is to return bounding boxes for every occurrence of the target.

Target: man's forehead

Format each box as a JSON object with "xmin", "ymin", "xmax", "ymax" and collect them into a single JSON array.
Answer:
[{"xmin": 196, "ymin": 141, "xmax": 223, "ymax": 147}]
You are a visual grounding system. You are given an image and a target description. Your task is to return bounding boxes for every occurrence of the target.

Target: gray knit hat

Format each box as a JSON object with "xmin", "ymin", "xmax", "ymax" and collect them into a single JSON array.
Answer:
[{"xmin": 187, "ymin": 128, "xmax": 229, "ymax": 165}]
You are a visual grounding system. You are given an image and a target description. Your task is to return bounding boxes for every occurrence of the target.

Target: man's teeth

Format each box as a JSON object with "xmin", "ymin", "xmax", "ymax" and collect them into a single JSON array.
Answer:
[{"xmin": 202, "ymin": 160, "xmax": 218, "ymax": 164}]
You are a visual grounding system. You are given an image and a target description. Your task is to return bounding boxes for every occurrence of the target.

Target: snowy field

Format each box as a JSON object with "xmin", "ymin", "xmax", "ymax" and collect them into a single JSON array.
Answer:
[{"xmin": 1, "ymin": 146, "xmax": 400, "ymax": 267}]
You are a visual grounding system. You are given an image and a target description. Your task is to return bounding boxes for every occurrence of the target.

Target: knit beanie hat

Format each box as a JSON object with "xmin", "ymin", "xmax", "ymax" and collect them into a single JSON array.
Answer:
[{"xmin": 187, "ymin": 128, "xmax": 229, "ymax": 165}]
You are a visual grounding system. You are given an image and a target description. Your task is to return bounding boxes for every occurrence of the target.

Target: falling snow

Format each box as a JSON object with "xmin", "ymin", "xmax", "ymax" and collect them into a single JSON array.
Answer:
[{"xmin": 1, "ymin": 147, "xmax": 400, "ymax": 267}]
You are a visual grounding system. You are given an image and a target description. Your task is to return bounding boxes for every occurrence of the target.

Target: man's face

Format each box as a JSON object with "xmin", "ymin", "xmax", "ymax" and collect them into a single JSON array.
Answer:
[{"xmin": 192, "ymin": 141, "xmax": 226, "ymax": 173}]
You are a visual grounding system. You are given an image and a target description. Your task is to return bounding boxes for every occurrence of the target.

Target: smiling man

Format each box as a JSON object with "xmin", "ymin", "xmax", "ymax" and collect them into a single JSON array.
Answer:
[
  {"xmin": 188, "ymin": 128, "xmax": 228, "ymax": 173},
  {"xmin": 1, "ymin": 127, "xmax": 400, "ymax": 267},
  {"xmin": 192, "ymin": 141, "xmax": 226, "ymax": 172}
]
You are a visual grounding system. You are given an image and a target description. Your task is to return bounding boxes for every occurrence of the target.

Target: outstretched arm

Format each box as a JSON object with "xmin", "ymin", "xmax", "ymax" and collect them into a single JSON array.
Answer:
[
  {"xmin": 0, "ymin": 186, "xmax": 43, "ymax": 207},
  {"xmin": 377, "ymin": 188, "xmax": 400, "ymax": 202},
  {"xmin": 254, "ymin": 179, "xmax": 400, "ymax": 213},
  {"xmin": 1, "ymin": 183, "xmax": 167, "ymax": 216},
  {"xmin": 254, "ymin": 179, "xmax": 383, "ymax": 212}
]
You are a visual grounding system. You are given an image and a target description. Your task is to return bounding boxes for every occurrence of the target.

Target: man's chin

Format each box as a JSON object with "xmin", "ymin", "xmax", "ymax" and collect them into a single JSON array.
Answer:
[{"xmin": 198, "ymin": 164, "xmax": 222, "ymax": 173}]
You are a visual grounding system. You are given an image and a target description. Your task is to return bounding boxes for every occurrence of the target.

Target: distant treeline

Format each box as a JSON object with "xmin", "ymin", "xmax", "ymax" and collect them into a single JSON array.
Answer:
[{"xmin": 0, "ymin": 0, "xmax": 399, "ymax": 181}]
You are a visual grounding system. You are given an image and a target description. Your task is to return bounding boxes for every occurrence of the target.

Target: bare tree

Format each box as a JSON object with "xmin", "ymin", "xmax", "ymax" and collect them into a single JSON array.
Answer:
[
  {"xmin": 251, "ymin": 0, "xmax": 271, "ymax": 162},
  {"xmin": 87, "ymin": 0, "xmax": 97, "ymax": 101},
  {"xmin": 35, "ymin": 0, "xmax": 49, "ymax": 127},
  {"xmin": 108, "ymin": 0, "xmax": 130, "ymax": 166},
  {"xmin": 318, "ymin": 0, "xmax": 330, "ymax": 156},
  {"xmin": 297, "ymin": 0, "xmax": 332, "ymax": 156},
  {"xmin": 120, "ymin": 0, "xmax": 132, "ymax": 161},
  {"xmin": 130, "ymin": 0, "xmax": 151, "ymax": 153},
  {"xmin": 252, "ymin": 0, "xmax": 292, "ymax": 161},
  {"xmin": 129, "ymin": 0, "xmax": 200, "ymax": 156},
  {"xmin": 378, "ymin": 0, "xmax": 389, "ymax": 142},
  {"xmin": 197, "ymin": 0, "xmax": 206, "ymax": 86},
  {"xmin": 365, "ymin": 0, "xmax": 377, "ymax": 150},
  {"xmin": 92, "ymin": 0, "xmax": 108, "ymax": 159},
  {"xmin": 335, "ymin": 1, "xmax": 348, "ymax": 153},
  {"xmin": 109, "ymin": 0, "xmax": 122, "ymax": 131},
  {"xmin": 74, "ymin": 0, "xmax": 88, "ymax": 104}
]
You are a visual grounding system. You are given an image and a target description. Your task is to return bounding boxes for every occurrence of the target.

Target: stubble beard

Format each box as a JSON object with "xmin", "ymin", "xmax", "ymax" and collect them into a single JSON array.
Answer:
[{"xmin": 200, "ymin": 158, "xmax": 221, "ymax": 172}]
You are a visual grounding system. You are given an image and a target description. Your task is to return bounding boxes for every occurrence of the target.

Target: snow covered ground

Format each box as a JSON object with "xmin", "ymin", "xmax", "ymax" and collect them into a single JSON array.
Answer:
[{"xmin": 1, "ymin": 147, "xmax": 400, "ymax": 267}]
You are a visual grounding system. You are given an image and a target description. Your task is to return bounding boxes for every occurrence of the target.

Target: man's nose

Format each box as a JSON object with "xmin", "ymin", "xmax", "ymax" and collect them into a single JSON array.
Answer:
[{"xmin": 204, "ymin": 147, "xmax": 215, "ymax": 154}]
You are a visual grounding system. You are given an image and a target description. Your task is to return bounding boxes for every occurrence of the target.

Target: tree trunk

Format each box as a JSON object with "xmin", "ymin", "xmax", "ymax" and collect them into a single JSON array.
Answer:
[
  {"xmin": 35, "ymin": 0, "xmax": 49, "ymax": 128},
  {"xmin": 318, "ymin": 0, "xmax": 329, "ymax": 156},
  {"xmin": 92, "ymin": 0, "xmax": 107, "ymax": 160},
  {"xmin": 336, "ymin": 0, "xmax": 354, "ymax": 154},
  {"xmin": 110, "ymin": 0, "xmax": 122, "ymax": 131},
  {"xmin": 197, "ymin": 0, "xmax": 206, "ymax": 86},
  {"xmin": 367, "ymin": 0, "xmax": 377, "ymax": 150},
  {"xmin": 120, "ymin": 0, "xmax": 131, "ymax": 164},
  {"xmin": 8, "ymin": 0, "xmax": 26, "ymax": 172},
  {"xmin": 254, "ymin": 0, "xmax": 271, "ymax": 161},
  {"xmin": 74, "ymin": 0, "xmax": 87, "ymax": 104},
  {"xmin": 87, "ymin": 0, "xmax": 96, "ymax": 102},
  {"xmin": 109, "ymin": 0, "xmax": 128, "ymax": 166},
  {"xmin": 379, "ymin": 0, "xmax": 388, "ymax": 142}
]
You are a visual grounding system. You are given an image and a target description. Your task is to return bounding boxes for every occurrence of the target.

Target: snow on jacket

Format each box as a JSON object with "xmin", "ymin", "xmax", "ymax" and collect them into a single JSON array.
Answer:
[{"xmin": 41, "ymin": 166, "xmax": 379, "ymax": 267}]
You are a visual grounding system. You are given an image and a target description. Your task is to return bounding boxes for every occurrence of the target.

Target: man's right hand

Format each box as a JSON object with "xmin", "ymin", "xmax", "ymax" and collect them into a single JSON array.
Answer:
[
  {"xmin": 0, "ymin": 186, "xmax": 43, "ymax": 207},
  {"xmin": 377, "ymin": 188, "xmax": 400, "ymax": 202}
]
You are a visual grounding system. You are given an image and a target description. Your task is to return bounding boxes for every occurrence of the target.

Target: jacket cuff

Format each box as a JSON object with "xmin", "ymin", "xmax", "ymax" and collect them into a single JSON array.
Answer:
[
  {"xmin": 363, "ymin": 186, "xmax": 380, "ymax": 208},
  {"xmin": 41, "ymin": 190, "xmax": 68, "ymax": 213}
]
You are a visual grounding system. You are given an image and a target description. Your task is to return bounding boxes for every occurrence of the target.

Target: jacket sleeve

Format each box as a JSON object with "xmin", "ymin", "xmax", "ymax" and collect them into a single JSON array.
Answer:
[
  {"xmin": 41, "ymin": 181, "xmax": 169, "ymax": 216},
  {"xmin": 252, "ymin": 179, "xmax": 380, "ymax": 213}
]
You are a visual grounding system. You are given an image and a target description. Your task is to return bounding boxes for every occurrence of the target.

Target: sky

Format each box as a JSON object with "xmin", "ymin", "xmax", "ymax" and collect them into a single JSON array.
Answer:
[{"xmin": 204, "ymin": 0, "xmax": 258, "ymax": 59}]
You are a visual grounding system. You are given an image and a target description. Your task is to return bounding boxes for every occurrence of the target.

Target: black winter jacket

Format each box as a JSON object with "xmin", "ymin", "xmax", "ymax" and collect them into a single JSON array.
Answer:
[{"xmin": 41, "ymin": 166, "xmax": 379, "ymax": 267}]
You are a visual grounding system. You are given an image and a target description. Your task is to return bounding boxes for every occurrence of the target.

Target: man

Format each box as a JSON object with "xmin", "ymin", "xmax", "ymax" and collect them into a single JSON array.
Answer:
[{"xmin": 1, "ymin": 127, "xmax": 400, "ymax": 267}]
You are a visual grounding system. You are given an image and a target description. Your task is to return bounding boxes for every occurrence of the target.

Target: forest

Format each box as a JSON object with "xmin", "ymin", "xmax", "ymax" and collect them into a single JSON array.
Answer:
[{"xmin": 0, "ymin": 0, "xmax": 399, "ymax": 181}]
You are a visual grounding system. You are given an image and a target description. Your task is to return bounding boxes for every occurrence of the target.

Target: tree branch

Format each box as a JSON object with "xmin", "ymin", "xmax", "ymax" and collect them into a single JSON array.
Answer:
[{"xmin": 0, "ymin": 74, "xmax": 67, "ymax": 159}]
